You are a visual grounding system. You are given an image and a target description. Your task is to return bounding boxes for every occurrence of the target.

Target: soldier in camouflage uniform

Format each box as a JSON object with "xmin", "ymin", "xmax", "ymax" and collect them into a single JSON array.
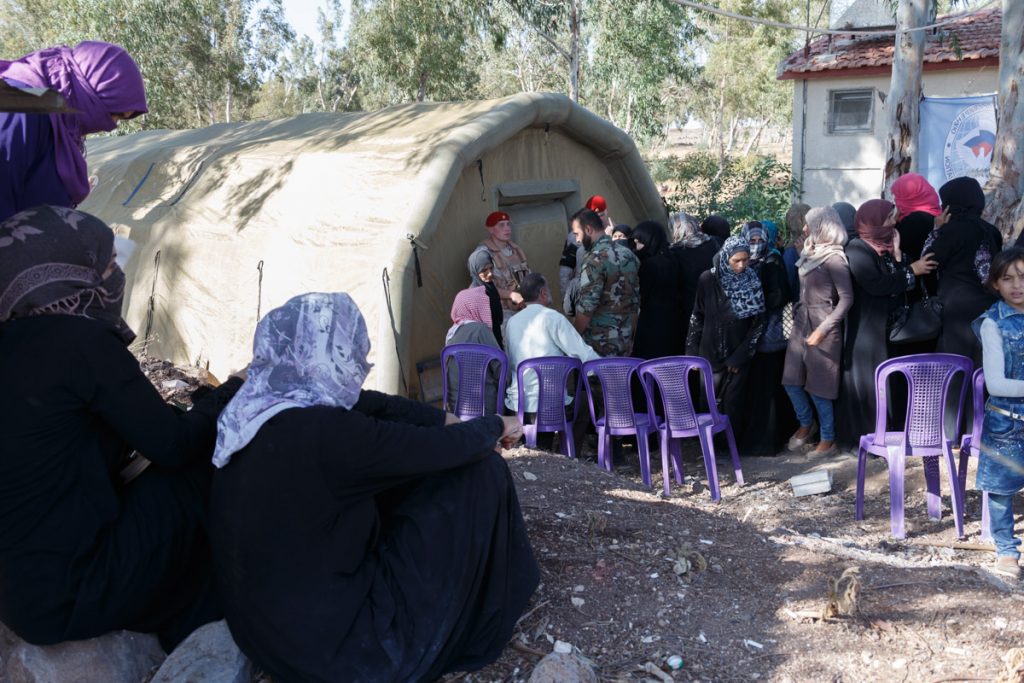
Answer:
[
  {"xmin": 571, "ymin": 209, "xmax": 640, "ymax": 357},
  {"xmin": 477, "ymin": 211, "xmax": 531, "ymax": 321}
]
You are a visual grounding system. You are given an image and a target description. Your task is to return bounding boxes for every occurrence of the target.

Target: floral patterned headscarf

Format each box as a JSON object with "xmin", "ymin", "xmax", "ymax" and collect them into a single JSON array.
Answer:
[
  {"xmin": 0, "ymin": 205, "xmax": 134, "ymax": 343},
  {"xmin": 213, "ymin": 292, "xmax": 372, "ymax": 468}
]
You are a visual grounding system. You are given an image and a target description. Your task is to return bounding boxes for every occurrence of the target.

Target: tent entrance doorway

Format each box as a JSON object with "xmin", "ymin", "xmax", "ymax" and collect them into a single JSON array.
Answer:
[{"xmin": 495, "ymin": 179, "xmax": 580, "ymax": 304}]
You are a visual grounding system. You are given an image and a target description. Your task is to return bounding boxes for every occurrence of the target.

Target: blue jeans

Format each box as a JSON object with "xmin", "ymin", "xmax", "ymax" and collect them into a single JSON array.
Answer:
[
  {"xmin": 987, "ymin": 493, "xmax": 1021, "ymax": 559},
  {"xmin": 783, "ymin": 385, "xmax": 835, "ymax": 441}
]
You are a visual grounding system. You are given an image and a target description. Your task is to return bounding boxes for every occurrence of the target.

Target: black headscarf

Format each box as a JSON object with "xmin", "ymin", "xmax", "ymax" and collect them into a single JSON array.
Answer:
[
  {"xmin": 700, "ymin": 215, "xmax": 731, "ymax": 243},
  {"xmin": 631, "ymin": 220, "xmax": 669, "ymax": 261},
  {"xmin": 831, "ymin": 202, "xmax": 857, "ymax": 242},
  {"xmin": 935, "ymin": 176, "xmax": 1001, "ymax": 284},
  {"xmin": 939, "ymin": 176, "xmax": 986, "ymax": 219}
]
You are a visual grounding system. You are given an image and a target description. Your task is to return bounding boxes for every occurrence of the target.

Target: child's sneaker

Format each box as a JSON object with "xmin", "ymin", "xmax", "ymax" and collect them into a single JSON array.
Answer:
[{"xmin": 994, "ymin": 556, "xmax": 1021, "ymax": 580}]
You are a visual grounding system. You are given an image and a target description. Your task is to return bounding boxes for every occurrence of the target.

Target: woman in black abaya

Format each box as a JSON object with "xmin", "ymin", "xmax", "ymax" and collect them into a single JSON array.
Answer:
[
  {"xmin": 668, "ymin": 212, "xmax": 719, "ymax": 349},
  {"xmin": 835, "ymin": 200, "xmax": 937, "ymax": 448},
  {"xmin": 737, "ymin": 220, "xmax": 795, "ymax": 455},
  {"xmin": 631, "ymin": 220, "xmax": 685, "ymax": 359},
  {"xmin": 209, "ymin": 292, "xmax": 538, "ymax": 683},
  {"xmin": 0, "ymin": 206, "xmax": 241, "ymax": 651},
  {"xmin": 925, "ymin": 176, "xmax": 1003, "ymax": 363}
]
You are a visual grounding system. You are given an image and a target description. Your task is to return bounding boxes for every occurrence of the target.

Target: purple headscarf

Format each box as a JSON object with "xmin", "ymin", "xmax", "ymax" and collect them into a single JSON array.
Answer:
[
  {"xmin": 0, "ymin": 205, "xmax": 135, "ymax": 344},
  {"xmin": 0, "ymin": 42, "xmax": 148, "ymax": 204}
]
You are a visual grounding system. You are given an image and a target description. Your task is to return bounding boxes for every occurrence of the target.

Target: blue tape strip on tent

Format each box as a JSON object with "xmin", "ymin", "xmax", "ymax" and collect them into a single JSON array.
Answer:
[{"xmin": 121, "ymin": 163, "xmax": 155, "ymax": 206}]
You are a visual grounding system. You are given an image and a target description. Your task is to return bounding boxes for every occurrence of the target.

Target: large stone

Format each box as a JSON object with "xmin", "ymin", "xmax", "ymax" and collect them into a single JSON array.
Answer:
[
  {"xmin": 528, "ymin": 651, "xmax": 598, "ymax": 683},
  {"xmin": 149, "ymin": 621, "xmax": 250, "ymax": 683},
  {"xmin": 5, "ymin": 630, "xmax": 164, "ymax": 683}
]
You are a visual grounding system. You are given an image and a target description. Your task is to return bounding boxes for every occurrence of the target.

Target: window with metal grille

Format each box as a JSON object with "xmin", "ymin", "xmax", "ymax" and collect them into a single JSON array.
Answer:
[{"xmin": 827, "ymin": 89, "xmax": 874, "ymax": 134}]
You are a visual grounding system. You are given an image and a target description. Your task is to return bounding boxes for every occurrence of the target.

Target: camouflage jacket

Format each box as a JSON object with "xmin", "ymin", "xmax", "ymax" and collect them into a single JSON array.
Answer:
[{"xmin": 577, "ymin": 234, "xmax": 640, "ymax": 356}]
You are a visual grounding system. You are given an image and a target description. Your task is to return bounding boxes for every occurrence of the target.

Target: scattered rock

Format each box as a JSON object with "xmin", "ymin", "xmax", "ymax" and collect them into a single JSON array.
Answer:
[
  {"xmin": 528, "ymin": 652, "xmax": 597, "ymax": 683},
  {"xmin": 998, "ymin": 648, "xmax": 1024, "ymax": 683},
  {"xmin": 149, "ymin": 621, "xmax": 250, "ymax": 683},
  {"xmin": 6, "ymin": 630, "xmax": 163, "ymax": 683}
]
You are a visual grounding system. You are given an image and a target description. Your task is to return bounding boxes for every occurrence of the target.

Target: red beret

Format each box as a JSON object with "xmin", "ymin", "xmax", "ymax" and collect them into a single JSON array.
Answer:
[
  {"xmin": 485, "ymin": 211, "xmax": 510, "ymax": 227},
  {"xmin": 586, "ymin": 195, "xmax": 607, "ymax": 212}
]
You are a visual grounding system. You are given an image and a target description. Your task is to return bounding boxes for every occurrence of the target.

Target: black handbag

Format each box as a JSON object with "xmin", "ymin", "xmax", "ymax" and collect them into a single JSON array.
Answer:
[{"xmin": 888, "ymin": 280, "xmax": 943, "ymax": 345}]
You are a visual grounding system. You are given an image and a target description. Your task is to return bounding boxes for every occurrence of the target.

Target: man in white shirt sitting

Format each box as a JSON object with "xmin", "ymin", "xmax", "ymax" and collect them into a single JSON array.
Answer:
[{"xmin": 505, "ymin": 274, "xmax": 600, "ymax": 450}]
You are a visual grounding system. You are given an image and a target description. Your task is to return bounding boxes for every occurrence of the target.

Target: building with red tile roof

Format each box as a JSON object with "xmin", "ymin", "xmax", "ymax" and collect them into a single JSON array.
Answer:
[{"xmin": 778, "ymin": 3, "xmax": 1000, "ymax": 206}]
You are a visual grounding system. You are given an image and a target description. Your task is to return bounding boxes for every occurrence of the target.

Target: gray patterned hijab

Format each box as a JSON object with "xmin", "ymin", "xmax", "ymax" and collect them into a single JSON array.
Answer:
[
  {"xmin": 213, "ymin": 292, "xmax": 372, "ymax": 468},
  {"xmin": 669, "ymin": 211, "xmax": 710, "ymax": 248},
  {"xmin": 0, "ymin": 205, "xmax": 134, "ymax": 343}
]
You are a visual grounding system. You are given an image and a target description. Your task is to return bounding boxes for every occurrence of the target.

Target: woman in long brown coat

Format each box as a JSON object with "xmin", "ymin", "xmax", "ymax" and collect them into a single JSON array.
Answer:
[{"xmin": 782, "ymin": 206, "xmax": 854, "ymax": 455}]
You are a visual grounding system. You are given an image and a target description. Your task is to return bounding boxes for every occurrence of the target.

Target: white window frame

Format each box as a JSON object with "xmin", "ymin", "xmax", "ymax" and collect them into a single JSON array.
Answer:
[{"xmin": 826, "ymin": 88, "xmax": 875, "ymax": 135}]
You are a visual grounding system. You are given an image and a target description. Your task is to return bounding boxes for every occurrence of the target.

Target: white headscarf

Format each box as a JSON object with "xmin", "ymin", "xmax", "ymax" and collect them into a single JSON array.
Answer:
[{"xmin": 213, "ymin": 292, "xmax": 372, "ymax": 468}]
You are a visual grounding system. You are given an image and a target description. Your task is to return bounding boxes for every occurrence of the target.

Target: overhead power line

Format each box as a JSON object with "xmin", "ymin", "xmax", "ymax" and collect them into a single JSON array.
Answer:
[{"xmin": 668, "ymin": 0, "xmax": 998, "ymax": 37}]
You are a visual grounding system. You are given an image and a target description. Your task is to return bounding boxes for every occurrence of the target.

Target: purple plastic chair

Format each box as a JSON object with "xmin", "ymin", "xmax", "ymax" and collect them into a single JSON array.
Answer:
[
  {"xmin": 440, "ymin": 343, "xmax": 508, "ymax": 421},
  {"xmin": 957, "ymin": 368, "xmax": 992, "ymax": 542},
  {"xmin": 516, "ymin": 356, "xmax": 583, "ymax": 458},
  {"xmin": 638, "ymin": 356, "xmax": 744, "ymax": 500},
  {"xmin": 581, "ymin": 358, "xmax": 659, "ymax": 488},
  {"xmin": 855, "ymin": 353, "xmax": 972, "ymax": 539}
]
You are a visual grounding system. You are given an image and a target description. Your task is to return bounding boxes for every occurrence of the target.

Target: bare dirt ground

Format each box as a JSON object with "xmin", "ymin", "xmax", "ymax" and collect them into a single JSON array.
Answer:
[
  {"xmin": 449, "ymin": 440, "xmax": 1024, "ymax": 683},
  {"xmin": 144, "ymin": 363, "xmax": 1023, "ymax": 683}
]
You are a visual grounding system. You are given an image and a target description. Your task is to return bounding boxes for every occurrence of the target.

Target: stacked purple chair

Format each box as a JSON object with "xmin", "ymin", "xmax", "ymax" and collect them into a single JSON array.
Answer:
[
  {"xmin": 855, "ymin": 353, "xmax": 972, "ymax": 539},
  {"xmin": 956, "ymin": 368, "xmax": 992, "ymax": 542},
  {"xmin": 440, "ymin": 343, "xmax": 508, "ymax": 421},
  {"xmin": 638, "ymin": 356, "xmax": 744, "ymax": 500},
  {"xmin": 581, "ymin": 358, "xmax": 659, "ymax": 488},
  {"xmin": 516, "ymin": 356, "xmax": 583, "ymax": 458}
]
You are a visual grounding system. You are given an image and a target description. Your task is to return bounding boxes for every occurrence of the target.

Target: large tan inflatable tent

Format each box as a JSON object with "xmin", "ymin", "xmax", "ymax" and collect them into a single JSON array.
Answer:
[{"xmin": 81, "ymin": 92, "xmax": 665, "ymax": 396}]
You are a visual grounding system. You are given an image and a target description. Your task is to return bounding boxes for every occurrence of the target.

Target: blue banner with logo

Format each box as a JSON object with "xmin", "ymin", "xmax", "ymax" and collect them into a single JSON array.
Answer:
[{"xmin": 919, "ymin": 94, "xmax": 997, "ymax": 192}]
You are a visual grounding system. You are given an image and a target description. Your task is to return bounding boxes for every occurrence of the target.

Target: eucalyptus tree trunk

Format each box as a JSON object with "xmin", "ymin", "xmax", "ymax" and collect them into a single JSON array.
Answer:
[
  {"xmin": 568, "ymin": 0, "xmax": 581, "ymax": 102},
  {"xmin": 983, "ymin": 0, "xmax": 1024, "ymax": 241},
  {"xmin": 882, "ymin": 0, "xmax": 928, "ymax": 193}
]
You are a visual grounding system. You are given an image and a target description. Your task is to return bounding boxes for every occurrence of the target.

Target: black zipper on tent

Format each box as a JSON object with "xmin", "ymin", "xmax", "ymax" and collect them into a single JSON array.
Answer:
[
  {"xmin": 476, "ymin": 159, "xmax": 486, "ymax": 201},
  {"xmin": 407, "ymin": 234, "xmax": 424, "ymax": 288},
  {"xmin": 142, "ymin": 249, "xmax": 161, "ymax": 354},
  {"xmin": 382, "ymin": 267, "xmax": 409, "ymax": 395}
]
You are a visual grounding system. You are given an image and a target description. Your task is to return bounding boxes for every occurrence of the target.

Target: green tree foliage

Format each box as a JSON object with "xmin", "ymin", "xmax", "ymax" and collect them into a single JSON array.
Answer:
[
  {"xmin": 0, "ymin": 0, "xmax": 800, "ymax": 156},
  {"xmin": 471, "ymin": 2, "xmax": 568, "ymax": 98},
  {"xmin": 585, "ymin": 0, "xmax": 696, "ymax": 144},
  {"xmin": 0, "ymin": 0, "xmax": 293, "ymax": 128},
  {"xmin": 685, "ymin": 0, "xmax": 802, "ymax": 159},
  {"xmin": 653, "ymin": 152, "xmax": 800, "ymax": 232},
  {"xmin": 251, "ymin": 0, "xmax": 360, "ymax": 119},
  {"xmin": 349, "ymin": 0, "xmax": 488, "ymax": 108}
]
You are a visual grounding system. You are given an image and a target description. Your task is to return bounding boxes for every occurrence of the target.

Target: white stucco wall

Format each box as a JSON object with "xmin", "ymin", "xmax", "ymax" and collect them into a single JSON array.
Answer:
[{"xmin": 791, "ymin": 66, "xmax": 999, "ymax": 208}]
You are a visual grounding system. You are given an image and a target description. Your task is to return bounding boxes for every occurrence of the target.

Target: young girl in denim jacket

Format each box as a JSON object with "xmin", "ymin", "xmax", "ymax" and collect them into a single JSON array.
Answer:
[{"xmin": 974, "ymin": 247, "xmax": 1024, "ymax": 579}]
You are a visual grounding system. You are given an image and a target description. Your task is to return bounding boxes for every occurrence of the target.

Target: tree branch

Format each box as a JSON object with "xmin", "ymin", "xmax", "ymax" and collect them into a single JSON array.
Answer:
[{"xmin": 499, "ymin": 0, "xmax": 571, "ymax": 63}]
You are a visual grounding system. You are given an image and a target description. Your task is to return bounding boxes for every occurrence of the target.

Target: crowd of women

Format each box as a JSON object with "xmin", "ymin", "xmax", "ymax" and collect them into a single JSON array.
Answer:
[
  {"xmin": 1, "ymin": 42, "xmax": 539, "ymax": 681},
  {"xmin": 448, "ymin": 174, "xmax": 1009, "ymax": 462},
  {"xmin": 642, "ymin": 174, "xmax": 1003, "ymax": 456}
]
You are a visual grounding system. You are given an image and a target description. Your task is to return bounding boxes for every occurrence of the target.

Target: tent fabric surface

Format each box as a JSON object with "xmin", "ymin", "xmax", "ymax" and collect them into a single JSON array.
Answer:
[{"xmin": 81, "ymin": 92, "xmax": 664, "ymax": 395}]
